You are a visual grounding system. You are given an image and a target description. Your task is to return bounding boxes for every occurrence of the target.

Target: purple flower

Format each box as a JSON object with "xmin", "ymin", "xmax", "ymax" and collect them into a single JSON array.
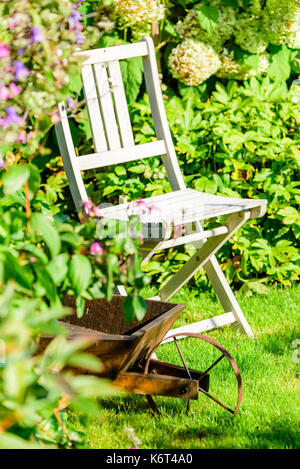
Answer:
[
  {"xmin": 0, "ymin": 106, "xmax": 24, "ymax": 127},
  {"xmin": 90, "ymin": 241, "xmax": 103, "ymax": 256},
  {"xmin": 0, "ymin": 156, "xmax": 5, "ymax": 169},
  {"xmin": 75, "ymin": 30, "xmax": 84, "ymax": 45},
  {"xmin": 0, "ymin": 42, "xmax": 10, "ymax": 58},
  {"xmin": 13, "ymin": 61, "xmax": 30, "ymax": 81},
  {"xmin": 68, "ymin": 9, "xmax": 84, "ymax": 44},
  {"xmin": 67, "ymin": 97, "xmax": 75, "ymax": 110},
  {"xmin": 30, "ymin": 27, "xmax": 44, "ymax": 44},
  {"xmin": 68, "ymin": 10, "xmax": 82, "ymax": 29}
]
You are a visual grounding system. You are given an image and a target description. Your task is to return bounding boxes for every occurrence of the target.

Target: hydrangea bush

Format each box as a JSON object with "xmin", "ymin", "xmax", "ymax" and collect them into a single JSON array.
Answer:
[
  {"xmin": 113, "ymin": 0, "xmax": 165, "ymax": 39},
  {"xmin": 167, "ymin": 0, "xmax": 300, "ymax": 86}
]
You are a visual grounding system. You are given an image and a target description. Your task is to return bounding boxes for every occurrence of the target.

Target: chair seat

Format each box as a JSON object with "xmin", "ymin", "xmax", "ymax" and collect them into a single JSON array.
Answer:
[{"xmin": 99, "ymin": 189, "xmax": 267, "ymax": 228}]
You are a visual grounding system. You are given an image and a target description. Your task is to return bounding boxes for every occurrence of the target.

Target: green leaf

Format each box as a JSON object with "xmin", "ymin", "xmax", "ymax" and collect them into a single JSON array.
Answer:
[
  {"xmin": 68, "ymin": 352, "xmax": 103, "ymax": 372},
  {"xmin": 76, "ymin": 296, "xmax": 85, "ymax": 318},
  {"xmin": 103, "ymin": 185, "xmax": 119, "ymax": 196},
  {"xmin": 278, "ymin": 207, "xmax": 299, "ymax": 225},
  {"xmin": 1, "ymin": 251, "xmax": 32, "ymax": 290},
  {"xmin": 2, "ymin": 165, "xmax": 30, "ymax": 195},
  {"xmin": 31, "ymin": 213, "xmax": 61, "ymax": 258},
  {"xmin": 123, "ymin": 295, "xmax": 146, "ymax": 324},
  {"xmin": 198, "ymin": 5, "xmax": 219, "ymax": 35},
  {"xmin": 115, "ymin": 165, "xmax": 127, "ymax": 177},
  {"xmin": 268, "ymin": 45, "xmax": 291, "ymax": 82},
  {"xmin": 120, "ymin": 56, "xmax": 143, "ymax": 106},
  {"xmin": 128, "ymin": 164, "xmax": 145, "ymax": 174},
  {"xmin": 46, "ymin": 253, "xmax": 69, "ymax": 285},
  {"xmin": 69, "ymin": 254, "xmax": 92, "ymax": 295},
  {"xmin": 34, "ymin": 265, "xmax": 57, "ymax": 303},
  {"xmin": 68, "ymin": 66, "xmax": 82, "ymax": 93},
  {"xmin": 290, "ymin": 50, "xmax": 300, "ymax": 74},
  {"xmin": 28, "ymin": 165, "xmax": 41, "ymax": 198}
]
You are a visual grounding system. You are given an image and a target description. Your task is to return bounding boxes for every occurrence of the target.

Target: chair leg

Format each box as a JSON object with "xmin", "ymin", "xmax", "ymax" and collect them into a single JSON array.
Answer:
[
  {"xmin": 204, "ymin": 256, "xmax": 254, "ymax": 337},
  {"xmin": 158, "ymin": 211, "xmax": 254, "ymax": 337}
]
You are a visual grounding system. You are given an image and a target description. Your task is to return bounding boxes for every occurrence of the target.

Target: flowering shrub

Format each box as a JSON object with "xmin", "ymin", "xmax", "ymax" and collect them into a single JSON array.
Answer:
[
  {"xmin": 0, "ymin": 0, "xmax": 100, "ymax": 161},
  {"xmin": 113, "ymin": 0, "xmax": 165, "ymax": 39},
  {"xmin": 166, "ymin": 0, "xmax": 300, "ymax": 86},
  {"xmin": 175, "ymin": 2, "xmax": 236, "ymax": 52},
  {"xmin": 263, "ymin": 0, "xmax": 300, "ymax": 49}
]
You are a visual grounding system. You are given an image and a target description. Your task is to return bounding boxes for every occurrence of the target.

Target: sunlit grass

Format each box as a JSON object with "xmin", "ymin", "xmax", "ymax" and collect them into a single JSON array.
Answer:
[{"xmin": 69, "ymin": 285, "xmax": 300, "ymax": 449}]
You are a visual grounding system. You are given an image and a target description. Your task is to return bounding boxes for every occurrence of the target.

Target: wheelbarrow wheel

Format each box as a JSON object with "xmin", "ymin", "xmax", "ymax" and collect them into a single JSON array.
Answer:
[{"xmin": 143, "ymin": 332, "xmax": 242, "ymax": 418}]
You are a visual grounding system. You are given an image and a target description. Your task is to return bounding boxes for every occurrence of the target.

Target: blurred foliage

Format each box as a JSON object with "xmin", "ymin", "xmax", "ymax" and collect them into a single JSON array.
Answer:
[
  {"xmin": 0, "ymin": 282, "xmax": 120, "ymax": 449},
  {"xmin": 0, "ymin": 0, "xmax": 299, "ymax": 448}
]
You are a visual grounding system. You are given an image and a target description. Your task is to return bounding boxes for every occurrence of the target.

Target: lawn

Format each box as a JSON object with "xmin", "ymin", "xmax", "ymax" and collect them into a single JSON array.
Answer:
[{"xmin": 69, "ymin": 285, "xmax": 300, "ymax": 449}]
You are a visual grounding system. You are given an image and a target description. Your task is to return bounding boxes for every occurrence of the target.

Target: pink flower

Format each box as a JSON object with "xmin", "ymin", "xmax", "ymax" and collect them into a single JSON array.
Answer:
[
  {"xmin": 9, "ymin": 83, "xmax": 22, "ymax": 95},
  {"xmin": 133, "ymin": 199, "xmax": 160, "ymax": 214},
  {"xmin": 0, "ymin": 85, "xmax": 12, "ymax": 101},
  {"xmin": 173, "ymin": 224, "xmax": 185, "ymax": 240},
  {"xmin": 17, "ymin": 130, "xmax": 27, "ymax": 143},
  {"xmin": 92, "ymin": 206, "xmax": 102, "ymax": 217},
  {"xmin": 90, "ymin": 241, "xmax": 103, "ymax": 256},
  {"xmin": 0, "ymin": 42, "xmax": 10, "ymax": 58},
  {"xmin": 83, "ymin": 199, "xmax": 94, "ymax": 215}
]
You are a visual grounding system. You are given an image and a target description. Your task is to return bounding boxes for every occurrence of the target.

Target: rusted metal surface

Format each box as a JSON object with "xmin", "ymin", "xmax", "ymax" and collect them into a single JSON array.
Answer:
[
  {"xmin": 144, "ymin": 332, "xmax": 242, "ymax": 417},
  {"xmin": 113, "ymin": 371, "xmax": 199, "ymax": 400},
  {"xmin": 37, "ymin": 297, "xmax": 242, "ymax": 418}
]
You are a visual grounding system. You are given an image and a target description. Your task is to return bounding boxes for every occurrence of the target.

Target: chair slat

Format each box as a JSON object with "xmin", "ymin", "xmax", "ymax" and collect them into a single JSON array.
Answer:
[
  {"xmin": 108, "ymin": 61, "xmax": 135, "ymax": 147},
  {"xmin": 142, "ymin": 38, "xmax": 186, "ymax": 191},
  {"xmin": 55, "ymin": 103, "xmax": 88, "ymax": 212},
  {"xmin": 77, "ymin": 140, "xmax": 167, "ymax": 171},
  {"xmin": 94, "ymin": 63, "xmax": 121, "ymax": 150},
  {"xmin": 82, "ymin": 65, "xmax": 107, "ymax": 153},
  {"xmin": 74, "ymin": 42, "xmax": 148, "ymax": 65}
]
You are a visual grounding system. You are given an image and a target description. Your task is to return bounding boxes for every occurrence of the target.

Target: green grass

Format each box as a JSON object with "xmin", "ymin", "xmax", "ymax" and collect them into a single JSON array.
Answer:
[{"xmin": 69, "ymin": 285, "xmax": 300, "ymax": 449}]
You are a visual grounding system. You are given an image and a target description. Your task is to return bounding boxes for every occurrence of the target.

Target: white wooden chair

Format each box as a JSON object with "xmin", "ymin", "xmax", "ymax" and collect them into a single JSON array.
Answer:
[{"xmin": 55, "ymin": 37, "xmax": 267, "ymax": 338}]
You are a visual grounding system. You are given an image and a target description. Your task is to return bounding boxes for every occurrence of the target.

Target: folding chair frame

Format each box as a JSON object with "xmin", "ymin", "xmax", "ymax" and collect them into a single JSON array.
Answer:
[{"xmin": 55, "ymin": 37, "xmax": 267, "ymax": 338}]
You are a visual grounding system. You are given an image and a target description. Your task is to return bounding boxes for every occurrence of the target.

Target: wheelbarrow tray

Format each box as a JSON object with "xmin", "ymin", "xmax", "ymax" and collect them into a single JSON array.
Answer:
[{"xmin": 38, "ymin": 296, "xmax": 209, "ymax": 400}]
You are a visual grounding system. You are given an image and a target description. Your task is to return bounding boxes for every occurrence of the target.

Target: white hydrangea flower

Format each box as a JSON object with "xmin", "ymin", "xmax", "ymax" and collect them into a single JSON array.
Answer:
[
  {"xmin": 217, "ymin": 48, "xmax": 270, "ymax": 80},
  {"xmin": 114, "ymin": 0, "xmax": 165, "ymax": 39},
  {"xmin": 168, "ymin": 39, "xmax": 221, "ymax": 86},
  {"xmin": 175, "ymin": 2, "xmax": 236, "ymax": 52},
  {"xmin": 234, "ymin": 13, "xmax": 269, "ymax": 54},
  {"xmin": 263, "ymin": 0, "xmax": 300, "ymax": 49},
  {"xmin": 258, "ymin": 52, "xmax": 270, "ymax": 75}
]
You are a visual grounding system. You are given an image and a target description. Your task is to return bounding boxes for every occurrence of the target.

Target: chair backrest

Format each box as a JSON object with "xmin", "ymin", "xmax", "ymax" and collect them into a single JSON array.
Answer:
[{"xmin": 55, "ymin": 37, "xmax": 185, "ymax": 213}]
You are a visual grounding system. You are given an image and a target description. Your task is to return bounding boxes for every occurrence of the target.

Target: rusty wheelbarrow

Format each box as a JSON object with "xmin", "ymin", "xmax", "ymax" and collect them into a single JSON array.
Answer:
[{"xmin": 39, "ymin": 296, "xmax": 242, "ymax": 417}]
